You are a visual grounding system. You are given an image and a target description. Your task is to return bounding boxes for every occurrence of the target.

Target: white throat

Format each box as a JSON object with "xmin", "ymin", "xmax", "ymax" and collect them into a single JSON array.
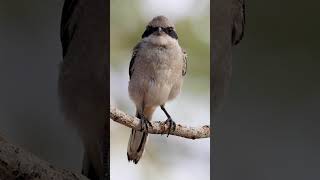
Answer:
[{"xmin": 143, "ymin": 34, "xmax": 178, "ymax": 47}]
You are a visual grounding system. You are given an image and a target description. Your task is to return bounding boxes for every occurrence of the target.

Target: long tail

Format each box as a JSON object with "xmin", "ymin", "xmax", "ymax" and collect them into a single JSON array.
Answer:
[
  {"xmin": 127, "ymin": 113, "xmax": 148, "ymax": 164},
  {"xmin": 82, "ymin": 128, "xmax": 108, "ymax": 180}
]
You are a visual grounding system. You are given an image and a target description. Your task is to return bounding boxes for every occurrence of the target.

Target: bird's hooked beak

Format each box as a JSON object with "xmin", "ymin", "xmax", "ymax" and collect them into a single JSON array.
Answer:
[{"xmin": 155, "ymin": 27, "xmax": 164, "ymax": 36}]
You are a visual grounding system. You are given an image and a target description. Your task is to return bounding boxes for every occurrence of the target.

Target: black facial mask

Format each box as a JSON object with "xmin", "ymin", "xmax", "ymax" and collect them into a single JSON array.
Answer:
[{"xmin": 142, "ymin": 26, "xmax": 178, "ymax": 40}]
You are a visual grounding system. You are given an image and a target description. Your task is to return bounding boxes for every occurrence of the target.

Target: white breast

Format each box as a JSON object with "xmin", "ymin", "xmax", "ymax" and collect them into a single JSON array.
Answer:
[{"xmin": 128, "ymin": 38, "xmax": 184, "ymax": 108}]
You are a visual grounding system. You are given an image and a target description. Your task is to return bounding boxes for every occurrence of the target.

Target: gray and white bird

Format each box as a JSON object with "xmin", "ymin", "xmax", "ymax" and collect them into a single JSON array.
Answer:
[{"xmin": 127, "ymin": 15, "xmax": 187, "ymax": 164}]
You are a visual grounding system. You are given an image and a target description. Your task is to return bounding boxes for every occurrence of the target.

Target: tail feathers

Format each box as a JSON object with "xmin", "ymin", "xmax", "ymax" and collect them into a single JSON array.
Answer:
[
  {"xmin": 127, "ymin": 129, "xmax": 148, "ymax": 164},
  {"xmin": 82, "ymin": 154, "xmax": 100, "ymax": 180},
  {"xmin": 82, "ymin": 139, "xmax": 107, "ymax": 180}
]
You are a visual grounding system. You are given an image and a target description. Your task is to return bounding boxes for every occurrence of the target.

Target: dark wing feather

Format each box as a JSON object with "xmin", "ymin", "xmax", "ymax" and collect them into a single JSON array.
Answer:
[
  {"xmin": 231, "ymin": 0, "xmax": 246, "ymax": 45},
  {"xmin": 182, "ymin": 48, "xmax": 187, "ymax": 76},
  {"xmin": 60, "ymin": 0, "xmax": 80, "ymax": 57},
  {"xmin": 129, "ymin": 43, "xmax": 141, "ymax": 79}
]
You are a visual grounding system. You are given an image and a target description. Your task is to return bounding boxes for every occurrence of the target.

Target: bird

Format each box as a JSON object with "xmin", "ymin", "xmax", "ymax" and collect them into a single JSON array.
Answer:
[
  {"xmin": 58, "ymin": 0, "xmax": 109, "ymax": 179},
  {"xmin": 127, "ymin": 15, "xmax": 187, "ymax": 164}
]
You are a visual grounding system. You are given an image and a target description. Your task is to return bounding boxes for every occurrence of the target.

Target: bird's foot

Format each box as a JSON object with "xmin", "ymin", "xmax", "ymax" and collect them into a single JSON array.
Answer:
[
  {"xmin": 139, "ymin": 116, "xmax": 152, "ymax": 133},
  {"xmin": 163, "ymin": 117, "xmax": 176, "ymax": 137}
]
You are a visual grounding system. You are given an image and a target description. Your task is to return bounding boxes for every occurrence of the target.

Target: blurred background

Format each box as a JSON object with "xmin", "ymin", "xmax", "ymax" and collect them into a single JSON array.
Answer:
[
  {"xmin": 0, "ymin": 0, "xmax": 84, "ymax": 172},
  {"xmin": 214, "ymin": 1, "xmax": 320, "ymax": 180},
  {"xmin": 110, "ymin": 0, "xmax": 210, "ymax": 180},
  {"xmin": 0, "ymin": 0, "xmax": 210, "ymax": 180},
  {"xmin": 1, "ymin": 0, "xmax": 320, "ymax": 180}
]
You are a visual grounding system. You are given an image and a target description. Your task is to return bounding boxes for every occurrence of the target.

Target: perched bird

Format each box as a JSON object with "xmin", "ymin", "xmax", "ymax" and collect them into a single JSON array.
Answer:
[
  {"xmin": 127, "ymin": 16, "xmax": 187, "ymax": 164},
  {"xmin": 59, "ymin": 0, "xmax": 109, "ymax": 179}
]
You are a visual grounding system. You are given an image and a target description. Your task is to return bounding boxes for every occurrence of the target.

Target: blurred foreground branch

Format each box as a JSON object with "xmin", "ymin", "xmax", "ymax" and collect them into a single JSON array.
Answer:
[
  {"xmin": 0, "ymin": 136, "xmax": 88, "ymax": 180},
  {"xmin": 0, "ymin": 105, "xmax": 210, "ymax": 180},
  {"xmin": 110, "ymin": 106, "xmax": 211, "ymax": 139}
]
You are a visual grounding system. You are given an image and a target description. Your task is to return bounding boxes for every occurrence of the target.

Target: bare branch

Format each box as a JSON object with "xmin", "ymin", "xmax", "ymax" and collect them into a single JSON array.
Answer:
[
  {"xmin": 0, "ymin": 105, "xmax": 210, "ymax": 180},
  {"xmin": 110, "ymin": 106, "xmax": 211, "ymax": 139},
  {"xmin": 0, "ymin": 137, "xmax": 88, "ymax": 180}
]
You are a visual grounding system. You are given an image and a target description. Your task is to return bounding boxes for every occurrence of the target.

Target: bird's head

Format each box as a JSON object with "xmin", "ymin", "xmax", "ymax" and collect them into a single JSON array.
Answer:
[{"xmin": 141, "ymin": 16, "xmax": 178, "ymax": 45}]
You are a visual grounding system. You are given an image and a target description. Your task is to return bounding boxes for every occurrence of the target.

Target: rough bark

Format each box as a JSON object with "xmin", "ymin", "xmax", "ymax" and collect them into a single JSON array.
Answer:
[
  {"xmin": 0, "ymin": 105, "xmax": 209, "ymax": 180},
  {"xmin": 110, "ymin": 106, "xmax": 211, "ymax": 139},
  {"xmin": 0, "ymin": 136, "xmax": 88, "ymax": 180}
]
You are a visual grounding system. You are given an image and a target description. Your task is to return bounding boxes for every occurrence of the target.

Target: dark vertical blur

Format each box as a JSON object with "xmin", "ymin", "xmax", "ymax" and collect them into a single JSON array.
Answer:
[
  {"xmin": 214, "ymin": 0, "xmax": 320, "ymax": 179},
  {"xmin": 0, "ymin": 0, "xmax": 82, "ymax": 172}
]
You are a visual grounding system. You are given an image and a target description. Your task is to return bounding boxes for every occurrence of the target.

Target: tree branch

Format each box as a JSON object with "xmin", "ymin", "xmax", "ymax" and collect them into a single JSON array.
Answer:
[
  {"xmin": 110, "ymin": 106, "xmax": 211, "ymax": 139},
  {"xmin": 0, "ymin": 106, "xmax": 210, "ymax": 179},
  {"xmin": 0, "ymin": 136, "xmax": 88, "ymax": 180}
]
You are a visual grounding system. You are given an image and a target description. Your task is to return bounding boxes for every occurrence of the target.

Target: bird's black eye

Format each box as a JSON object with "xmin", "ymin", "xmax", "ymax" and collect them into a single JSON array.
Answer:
[
  {"xmin": 142, "ymin": 26, "xmax": 158, "ymax": 38},
  {"xmin": 142, "ymin": 26, "xmax": 178, "ymax": 39},
  {"xmin": 163, "ymin": 27, "xmax": 178, "ymax": 40}
]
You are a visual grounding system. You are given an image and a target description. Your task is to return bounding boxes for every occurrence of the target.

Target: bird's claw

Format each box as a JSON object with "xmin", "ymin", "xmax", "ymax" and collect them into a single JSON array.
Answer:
[
  {"xmin": 164, "ymin": 117, "xmax": 176, "ymax": 137},
  {"xmin": 139, "ymin": 116, "xmax": 152, "ymax": 133}
]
